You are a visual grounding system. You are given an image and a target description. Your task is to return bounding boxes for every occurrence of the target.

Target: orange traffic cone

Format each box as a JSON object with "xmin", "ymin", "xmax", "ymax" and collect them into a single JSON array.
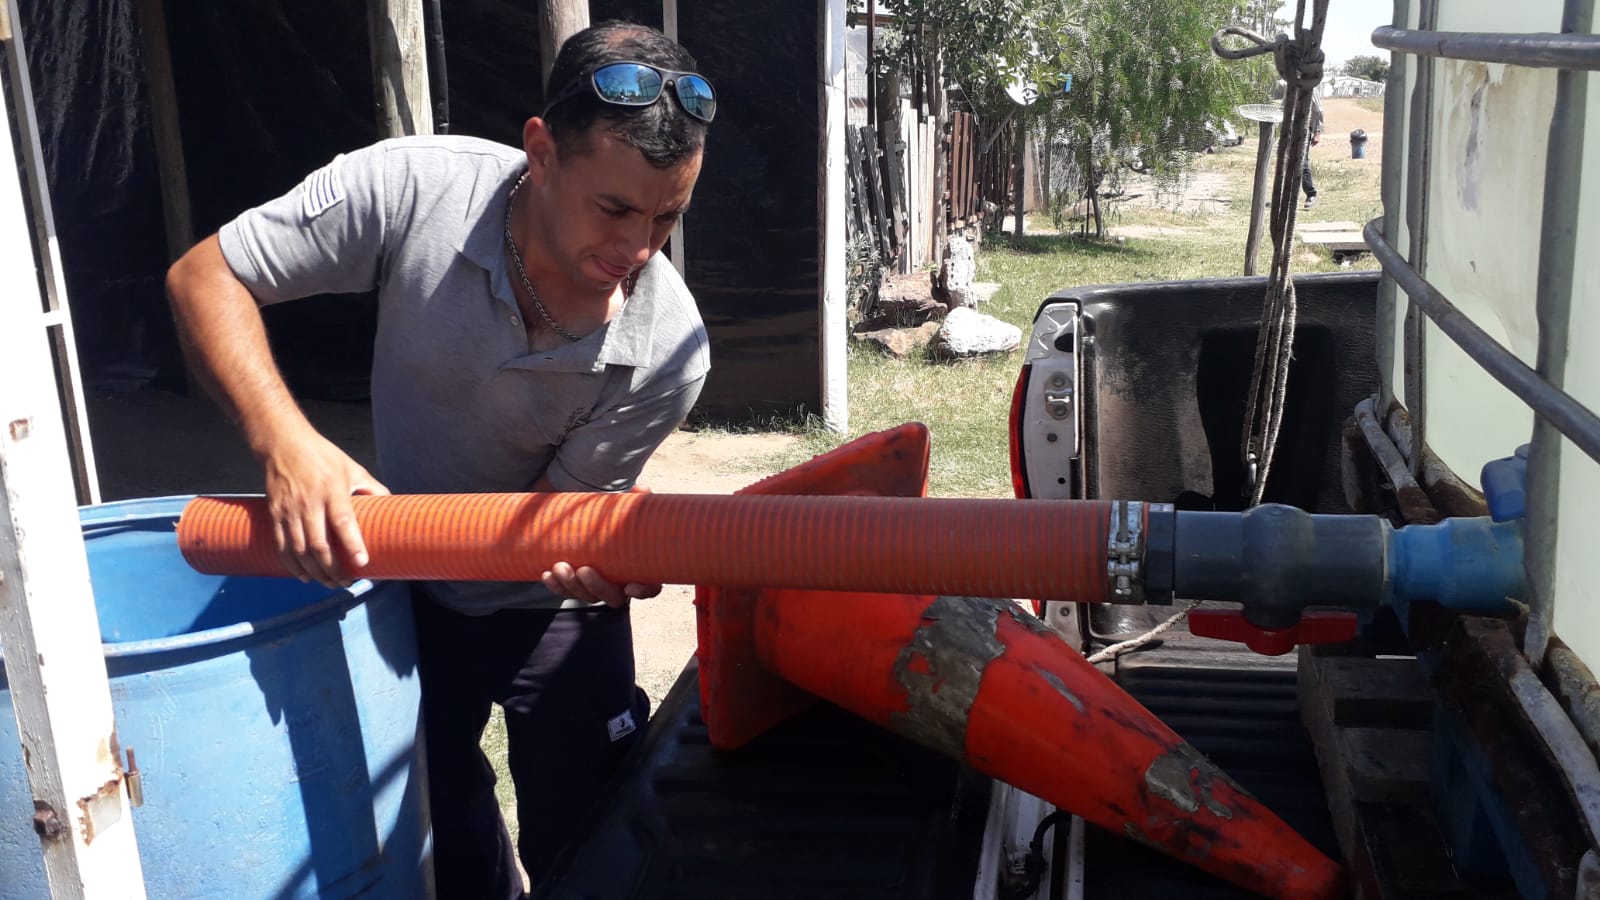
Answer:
[{"xmin": 697, "ymin": 424, "xmax": 1344, "ymax": 900}]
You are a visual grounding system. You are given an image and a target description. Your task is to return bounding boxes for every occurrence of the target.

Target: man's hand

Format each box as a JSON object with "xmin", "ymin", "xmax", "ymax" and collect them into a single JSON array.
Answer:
[
  {"xmin": 534, "ymin": 481, "xmax": 660, "ymax": 607},
  {"xmin": 262, "ymin": 428, "xmax": 390, "ymax": 587},
  {"xmin": 541, "ymin": 564, "xmax": 663, "ymax": 609}
]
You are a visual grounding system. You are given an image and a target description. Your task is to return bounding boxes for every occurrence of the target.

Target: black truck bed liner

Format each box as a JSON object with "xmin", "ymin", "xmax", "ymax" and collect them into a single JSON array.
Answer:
[{"xmin": 538, "ymin": 657, "xmax": 992, "ymax": 900}]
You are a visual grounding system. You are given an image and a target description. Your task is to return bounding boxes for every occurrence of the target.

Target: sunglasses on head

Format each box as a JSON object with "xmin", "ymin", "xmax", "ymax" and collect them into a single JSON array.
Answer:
[{"xmin": 543, "ymin": 61, "xmax": 717, "ymax": 124}]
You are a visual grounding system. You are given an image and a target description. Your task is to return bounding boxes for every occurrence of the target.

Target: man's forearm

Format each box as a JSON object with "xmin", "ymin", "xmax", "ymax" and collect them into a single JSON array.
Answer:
[{"xmin": 166, "ymin": 234, "xmax": 315, "ymax": 459}]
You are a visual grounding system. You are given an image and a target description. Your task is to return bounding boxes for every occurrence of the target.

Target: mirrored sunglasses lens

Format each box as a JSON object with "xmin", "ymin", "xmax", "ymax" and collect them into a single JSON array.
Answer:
[
  {"xmin": 675, "ymin": 75, "xmax": 716, "ymax": 122},
  {"xmin": 593, "ymin": 64, "xmax": 662, "ymax": 105}
]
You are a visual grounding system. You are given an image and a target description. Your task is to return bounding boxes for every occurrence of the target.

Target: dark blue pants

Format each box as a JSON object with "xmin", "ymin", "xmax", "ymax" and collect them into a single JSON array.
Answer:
[
  {"xmin": 1302, "ymin": 158, "xmax": 1317, "ymax": 200},
  {"xmin": 412, "ymin": 591, "xmax": 647, "ymax": 899}
]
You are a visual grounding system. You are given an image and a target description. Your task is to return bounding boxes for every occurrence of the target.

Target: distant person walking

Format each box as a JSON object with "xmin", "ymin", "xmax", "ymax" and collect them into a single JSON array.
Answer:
[{"xmin": 1302, "ymin": 92, "xmax": 1324, "ymax": 209}]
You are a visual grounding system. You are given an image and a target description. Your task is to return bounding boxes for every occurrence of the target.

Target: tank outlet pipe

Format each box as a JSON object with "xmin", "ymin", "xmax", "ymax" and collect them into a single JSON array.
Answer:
[{"xmin": 1154, "ymin": 504, "xmax": 1525, "ymax": 632}]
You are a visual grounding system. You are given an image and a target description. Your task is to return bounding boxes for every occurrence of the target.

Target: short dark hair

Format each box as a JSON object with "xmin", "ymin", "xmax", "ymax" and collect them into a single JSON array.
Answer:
[{"xmin": 543, "ymin": 21, "xmax": 707, "ymax": 168}]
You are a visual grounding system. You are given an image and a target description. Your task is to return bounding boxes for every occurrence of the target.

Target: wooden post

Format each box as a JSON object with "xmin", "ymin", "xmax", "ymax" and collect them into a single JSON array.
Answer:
[
  {"xmin": 3, "ymin": 1, "xmax": 101, "ymax": 506},
  {"xmin": 540, "ymin": 0, "xmax": 591, "ymax": 93},
  {"xmin": 865, "ymin": 0, "xmax": 876, "ymax": 130},
  {"xmin": 925, "ymin": 29, "xmax": 947, "ymax": 267},
  {"xmin": 662, "ymin": 0, "xmax": 686, "ymax": 276},
  {"xmin": 819, "ymin": 0, "xmax": 849, "ymax": 433},
  {"xmin": 1011, "ymin": 117, "xmax": 1026, "ymax": 238},
  {"xmin": 1039, "ymin": 139, "xmax": 1050, "ymax": 217},
  {"xmin": 1244, "ymin": 120, "xmax": 1276, "ymax": 276},
  {"xmin": 875, "ymin": 63, "xmax": 905, "ymax": 260},
  {"xmin": 0, "ymin": 47, "xmax": 146, "ymax": 898},
  {"xmin": 134, "ymin": 0, "xmax": 193, "ymax": 261},
  {"xmin": 367, "ymin": 0, "xmax": 433, "ymax": 138}
]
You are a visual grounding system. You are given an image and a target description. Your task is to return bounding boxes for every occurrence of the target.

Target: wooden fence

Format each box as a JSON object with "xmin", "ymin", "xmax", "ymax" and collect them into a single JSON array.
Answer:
[
  {"xmin": 845, "ymin": 102, "xmax": 1015, "ymax": 292},
  {"xmin": 948, "ymin": 110, "xmax": 1016, "ymax": 231}
]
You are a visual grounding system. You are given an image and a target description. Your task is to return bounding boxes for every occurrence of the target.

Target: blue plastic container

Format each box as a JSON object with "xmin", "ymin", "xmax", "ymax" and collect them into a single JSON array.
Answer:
[
  {"xmin": 0, "ymin": 497, "xmax": 433, "ymax": 899},
  {"xmin": 1350, "ymin": 128, "xmax": 1369, "ymax": 159}
]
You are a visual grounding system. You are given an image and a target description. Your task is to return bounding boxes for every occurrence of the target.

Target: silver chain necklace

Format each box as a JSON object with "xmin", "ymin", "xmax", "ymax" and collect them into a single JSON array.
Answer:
[{"xmin": 503, "ymin": 172, "xmax": 585, "ymax": 343}]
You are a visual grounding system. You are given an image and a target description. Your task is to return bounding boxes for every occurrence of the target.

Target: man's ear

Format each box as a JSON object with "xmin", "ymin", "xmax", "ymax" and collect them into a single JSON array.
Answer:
[{"xmin": 522, "ymin": 117, "xmax": 560, "ymax": 187}]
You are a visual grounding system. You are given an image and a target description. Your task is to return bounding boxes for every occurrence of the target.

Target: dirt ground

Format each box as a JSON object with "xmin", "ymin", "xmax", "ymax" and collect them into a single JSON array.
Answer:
[
  {"xmin": 1009, "ymin": 98, "xmax": 1384, "ymax": 233},
  {"xmin": 1316, "ymin": 97, "xmax": 1385, "ymax": 162}
]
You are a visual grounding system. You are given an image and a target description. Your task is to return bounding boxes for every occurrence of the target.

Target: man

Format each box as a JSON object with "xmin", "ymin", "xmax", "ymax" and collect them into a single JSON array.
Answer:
[
  {"xmin": 1302, "ymin": 90, "xmax": 1324, "ymax": 208},
  {"xmin": 166, "ymin": 21, "xmax": 715, "ymax": 899}
]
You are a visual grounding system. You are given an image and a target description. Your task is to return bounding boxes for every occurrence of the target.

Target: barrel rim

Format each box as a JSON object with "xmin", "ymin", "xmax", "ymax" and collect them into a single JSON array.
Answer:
[{"xmin": 75, "ymin": 495, "xmax": 384, "ymax": 664}]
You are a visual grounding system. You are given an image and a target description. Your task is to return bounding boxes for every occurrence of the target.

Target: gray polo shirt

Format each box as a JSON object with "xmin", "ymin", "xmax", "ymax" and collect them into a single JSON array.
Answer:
[{"xmin": 219, "ymin": 135, "xmax": 710, "ymax": 613}]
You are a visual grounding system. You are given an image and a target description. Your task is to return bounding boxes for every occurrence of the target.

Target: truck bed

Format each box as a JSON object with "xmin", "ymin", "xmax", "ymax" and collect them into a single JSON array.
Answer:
[
  {"xmin": 539, "ymin": 635, "xmax": 1342, "ymax": 900},
  {"xmin": 538, "ymin": 657, "xmax": 993, "ymax": 900}
]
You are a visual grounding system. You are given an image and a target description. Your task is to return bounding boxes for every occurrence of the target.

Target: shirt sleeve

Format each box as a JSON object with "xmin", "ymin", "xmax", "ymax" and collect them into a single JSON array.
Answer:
[
  {"xmin": 544, "ymin": 375, "xmax": 707, "ymax": 492},
  {"xmin": 217, "ymin": 142, "xmax": 389, "ymax": 305}
]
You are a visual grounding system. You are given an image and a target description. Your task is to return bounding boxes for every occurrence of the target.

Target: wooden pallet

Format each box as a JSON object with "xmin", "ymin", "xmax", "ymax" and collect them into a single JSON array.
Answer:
[{"xmin": 1298, "ymin": 649, "xmax": 1518, "ymax": 899}]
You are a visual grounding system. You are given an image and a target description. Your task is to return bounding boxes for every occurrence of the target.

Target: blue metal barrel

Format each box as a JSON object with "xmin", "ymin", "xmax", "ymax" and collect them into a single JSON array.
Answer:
[{"xmin": 0, "ymin": 497, "xmax": 433, "ymax": 899}]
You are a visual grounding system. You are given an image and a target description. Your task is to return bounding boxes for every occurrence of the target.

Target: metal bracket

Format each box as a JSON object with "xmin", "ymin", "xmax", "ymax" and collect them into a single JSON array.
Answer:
[
  {"xmin": 125, "ymin": 747, "xmax": 143, "ymax": 808},
  {"xmin": 1043, "ymin": 369, "xmax": 1073, "ymax": 420},
  {"xmin": 1107, "ymin": 501, "xmax": 1144, "ymax": 604}
]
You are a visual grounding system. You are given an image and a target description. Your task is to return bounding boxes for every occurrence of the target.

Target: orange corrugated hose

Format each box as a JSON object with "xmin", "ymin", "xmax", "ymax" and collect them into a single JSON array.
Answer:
[{"xmin": 178, "ymin": 493, "xmax": 1115, "ymax": 601}]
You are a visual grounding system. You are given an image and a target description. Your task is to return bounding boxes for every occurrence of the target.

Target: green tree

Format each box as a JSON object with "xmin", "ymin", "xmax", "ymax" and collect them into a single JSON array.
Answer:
[
  {"xmin": 1227, "ymin": 0, "xmax": 1290, "ymax": 98},
  {"xmin": 1343, "ymin": 53, "xmax": 1389, "ymax": 83},
  {"xmin": 875, "ymin": 0, "xmax": 1078, "ymax": 104},
  {"xmin": 856, "ymin": 0, "xmax": 1251, "ymax": 238},
  {"xmin": 1041, "ymin": 0, "xmax": 1254, "ymax": 237}
]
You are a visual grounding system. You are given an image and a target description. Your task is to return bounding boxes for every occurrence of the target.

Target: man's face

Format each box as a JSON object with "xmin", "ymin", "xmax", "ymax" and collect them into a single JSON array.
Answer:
[{"xmin": 528, "ymin": 125, "xmax": 702, "ymax": 293}]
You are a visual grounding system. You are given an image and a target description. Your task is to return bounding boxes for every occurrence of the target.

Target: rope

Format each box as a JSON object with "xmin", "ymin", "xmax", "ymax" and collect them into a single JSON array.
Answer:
[
  {"xmin": 1085, "ymin": 600, "xmax": 1201, "ymax": 665},
  {"xmin": 1077, "ymin": 5, "xmax": 1333, "ymax": 669},
  {"xmin": 1213, "ymin": 0, "xmax": 1331, "ymax": 505}
]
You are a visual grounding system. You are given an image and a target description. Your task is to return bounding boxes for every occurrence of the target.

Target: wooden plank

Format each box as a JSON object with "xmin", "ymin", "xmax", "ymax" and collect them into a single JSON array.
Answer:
[
  {"xmin": 879, "ymin": 93, "xmax": 906, "ymax": 256},
  {"xmin": 537, "ymin": 0, "xmax": 588, "ymax": 92},
  {"xmin": 911, "ymin": 114, "xmax": 927, "ymax": 270},
  {"xmin": 5, "ymin": 0, "xmax": 100, "ymax": 505},
  {"xmin": 664, "ymin": 0, "xmax": 683, "ymax": 275},
  {"xmin": 950, "ymin": 112, "xmax": 965, "ymax": 220},
  {"xmin": 134, "ymin": 0, "xmax": 193, "ymax": 261},
  {"xmin": 1298, "ymin": 231, "xmax": 1369, "ymax": 252},
  {"xmin": 946, "ymin": 113, "xmax": 960, "ymax": 221},
  {"xmin": 922, "ymin": 118, "xmax": 936, "ymax": 262},
  {"xmin": 1298, "ymin": 649, "xmax": 1499, "ymax": 898},
  {"xmin": 898, "ymin": 106, "xmax": 915, "ymax": 273},
  {"xmin": 1339, "ymin": 728, "xmax": 1433, "ymax": 803},
  {"xmin": 0, "ymin": 54, "xmax": 146, "ymax": 896},
  {"xmin": 1297, "ymin": 220, "xmax": 1363, "ymax": 232},
  {"xmin": 960, "ymin": 113, "xmax": 974, "ymax": 218},
  {"xmin": 367, "ymin": 0, "xmax": 434, "ymax": 137},
  {"xmin": 844, "ymin": 125, "xmax": 869, "ymax": 243},
  {"xmin": 860, "ymin": 127, "xmax": 892, "ymax": 263},
  {"xmin": 908, "ymin": 119, "xmax": 919, "ymax": 265},
  {"xmin": 963, "ymin": 113, "xmax": 977, "ymax": 218}
]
